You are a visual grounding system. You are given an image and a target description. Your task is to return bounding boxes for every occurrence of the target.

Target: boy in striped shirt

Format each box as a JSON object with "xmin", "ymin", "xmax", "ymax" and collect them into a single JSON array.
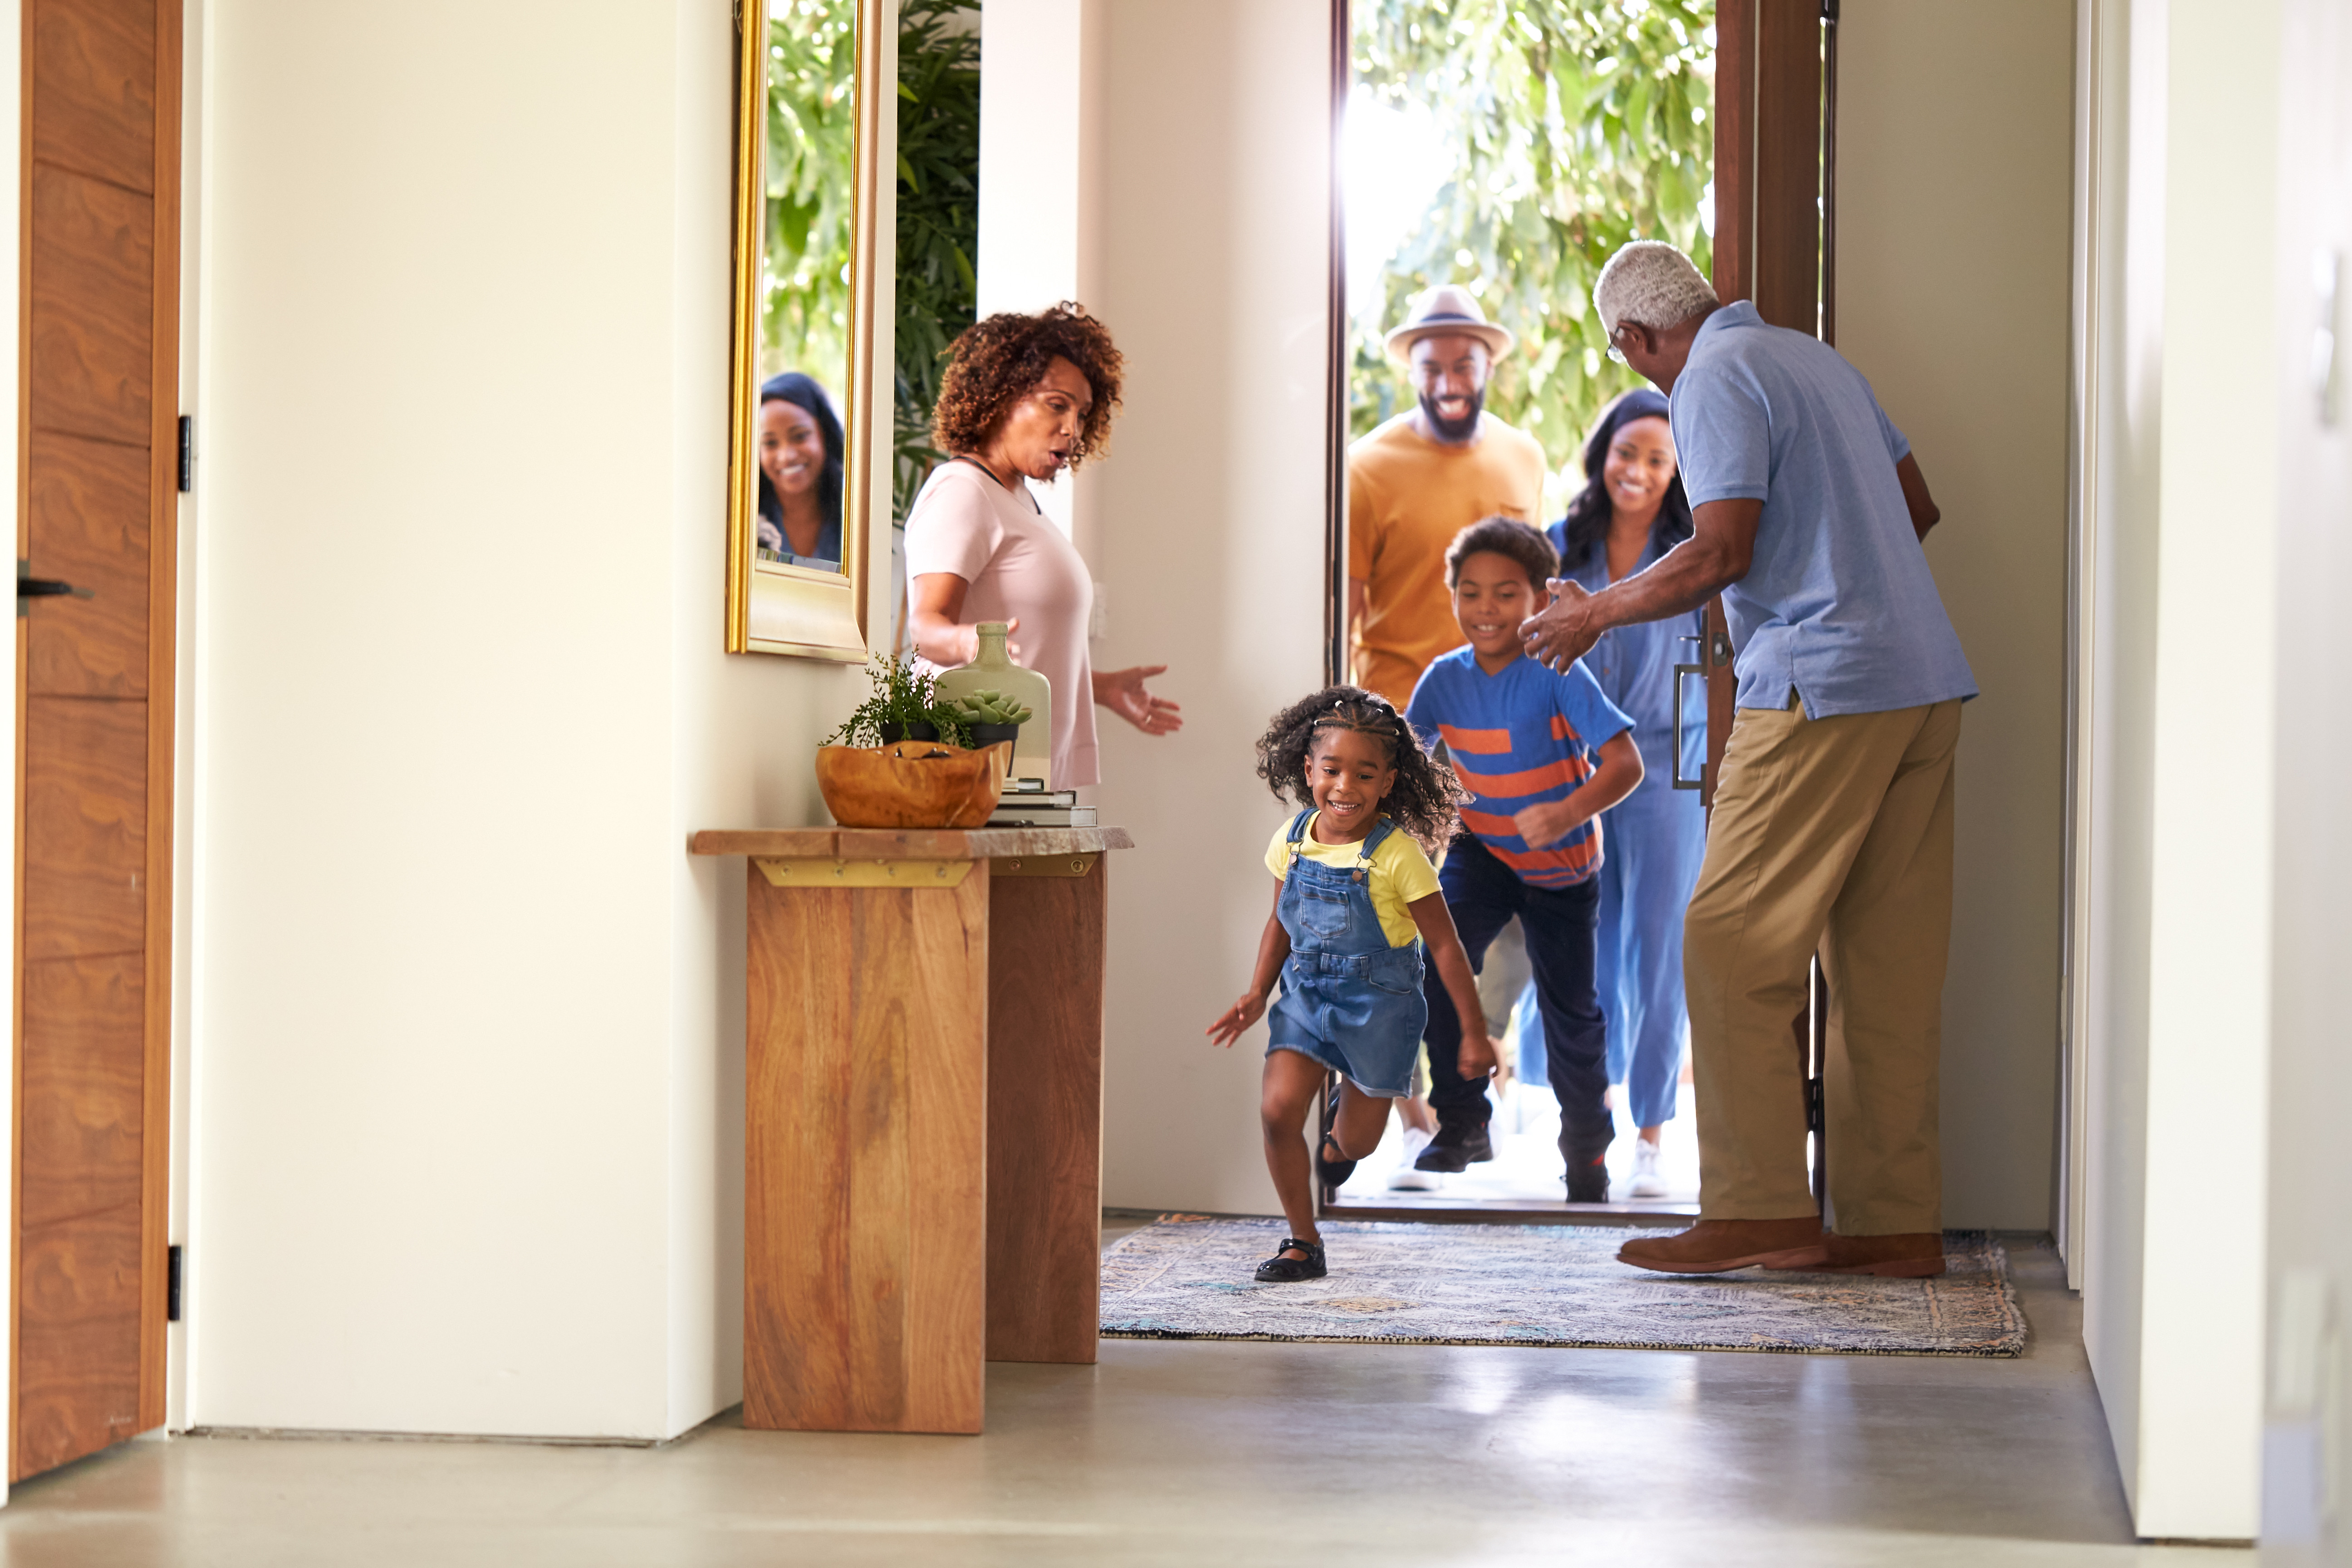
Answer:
[{"xmin": 1404, "ymin": 518, "xmax": 1644, "ymax": 1199}]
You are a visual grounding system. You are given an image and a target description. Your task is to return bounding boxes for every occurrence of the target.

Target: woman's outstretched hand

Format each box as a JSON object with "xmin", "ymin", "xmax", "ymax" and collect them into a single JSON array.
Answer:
[
  {"xmin": 1206, "ymin": 991, "xmax": 1267, "ymax": 1048},
  {"xmin": 1095, "ymin": 665, "xmax": 1184, "ymax": 735}
]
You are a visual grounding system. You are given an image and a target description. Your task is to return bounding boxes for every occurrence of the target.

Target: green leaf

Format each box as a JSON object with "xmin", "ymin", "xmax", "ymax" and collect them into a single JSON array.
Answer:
[
  {"xmin": 1350, "ymin": 0, "xmax": 1715, "ymax": 511},
  {"xmin": 890, "ymin": 0, "xmax": 981, "ymax": 523}
]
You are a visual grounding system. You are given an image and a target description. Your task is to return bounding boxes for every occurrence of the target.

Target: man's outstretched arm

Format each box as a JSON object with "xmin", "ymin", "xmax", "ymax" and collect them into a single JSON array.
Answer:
[{"xmin": 1521, "ymin": 497, "xmax": 1763, "ymax": 670}]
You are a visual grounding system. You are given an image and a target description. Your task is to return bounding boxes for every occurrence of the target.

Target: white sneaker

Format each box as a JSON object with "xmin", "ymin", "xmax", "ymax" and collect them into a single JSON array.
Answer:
[
  {"xmin": 1628, "ymin": 1139, "xmax": 1669, "ymax": 1198},
  {"xmin": 1389, "ymin": 1130, "xmax": 1442, "ymax": 1190}
]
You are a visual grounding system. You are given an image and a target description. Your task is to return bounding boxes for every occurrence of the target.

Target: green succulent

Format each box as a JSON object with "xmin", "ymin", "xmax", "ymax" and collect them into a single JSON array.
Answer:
[{"xmin": 944, "ymin": 690, "xmax": 1032, "ymax": 727}]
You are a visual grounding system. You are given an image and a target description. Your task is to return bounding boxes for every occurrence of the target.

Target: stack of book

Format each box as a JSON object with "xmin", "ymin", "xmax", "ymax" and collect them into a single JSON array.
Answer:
[{"xmin": 988, "ymin": 782, "xmax": 1096, "ymax": 829}]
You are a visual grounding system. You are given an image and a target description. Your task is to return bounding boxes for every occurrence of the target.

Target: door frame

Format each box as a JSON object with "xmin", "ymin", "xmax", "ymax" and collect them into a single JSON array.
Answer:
[{"xmin": 1315, "ymin": 0, "xmax": 1834, "ymax": 1221}]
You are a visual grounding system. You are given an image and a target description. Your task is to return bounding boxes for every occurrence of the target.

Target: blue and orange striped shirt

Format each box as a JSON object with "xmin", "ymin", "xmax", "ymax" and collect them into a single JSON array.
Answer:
[{"xmin": 1403, "ymin": 648, "xmax": 1633, "ymax": 888}]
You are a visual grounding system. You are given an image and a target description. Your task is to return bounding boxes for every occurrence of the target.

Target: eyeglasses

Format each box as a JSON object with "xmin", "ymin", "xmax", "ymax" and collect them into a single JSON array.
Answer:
[{"xmin": 1604, "ymin": 324, "xmax": 1630, "ymax": 365}]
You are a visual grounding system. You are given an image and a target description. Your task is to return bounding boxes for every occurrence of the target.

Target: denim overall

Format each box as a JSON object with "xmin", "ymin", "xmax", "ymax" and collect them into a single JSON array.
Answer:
[{"xmin": 1265, "ymin": 810, "xmax": 1428, "ymax": 1098}]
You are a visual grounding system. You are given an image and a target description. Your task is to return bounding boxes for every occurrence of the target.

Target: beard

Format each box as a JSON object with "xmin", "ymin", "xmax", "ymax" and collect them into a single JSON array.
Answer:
[{"xmin": 1418, "ymin": 384, "xmax": 1485, "ymax": 442}]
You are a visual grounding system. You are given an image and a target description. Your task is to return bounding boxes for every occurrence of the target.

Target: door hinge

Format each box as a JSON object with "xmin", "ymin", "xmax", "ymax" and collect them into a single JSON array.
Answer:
[
  {"xmin": 176, "ymin": 416, "xmax": 194, "ymax": 493},
  {"xmin": 167, "ymin": 1245, "xmax": 183, "ymax": 1322}
]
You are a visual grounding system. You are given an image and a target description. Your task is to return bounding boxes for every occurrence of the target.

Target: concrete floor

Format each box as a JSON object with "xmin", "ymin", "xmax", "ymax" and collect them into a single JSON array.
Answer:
[{"xmin": 0, "ymin": 1226, "xmax": 2246, "ymax": 1567}]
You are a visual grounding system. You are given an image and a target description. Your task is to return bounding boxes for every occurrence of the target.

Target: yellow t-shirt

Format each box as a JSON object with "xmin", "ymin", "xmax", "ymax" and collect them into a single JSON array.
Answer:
[
  {"xmin": 1346, "ymin": 411, "xmax": 1549, "ymax": 711},
  {"xmin": 1263, "ymin": 813, "xmax": 1442, "ymax": 949}
]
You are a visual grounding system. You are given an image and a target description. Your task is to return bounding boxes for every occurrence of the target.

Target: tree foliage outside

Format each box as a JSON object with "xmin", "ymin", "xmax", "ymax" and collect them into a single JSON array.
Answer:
[
  {"xmin": 1352, "ymin": 0, "xmax": 1715, "ymax": 514},
  {"xmin": 892, "ymin": 1, "xmax": 981, "ymax": 524},
  {"xmin": 756, "ymin": 0, "xmax": 977, "ymax": 527},
  {"xmin": 760, "ymin": 0, "xmax": 856, "ymax": 389}
]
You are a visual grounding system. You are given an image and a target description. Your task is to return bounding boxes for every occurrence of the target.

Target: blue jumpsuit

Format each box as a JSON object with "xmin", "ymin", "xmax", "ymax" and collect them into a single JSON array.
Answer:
[
  {"xmin": 1535, "ymin": 525, "xmax": 1710, "ymax": 1129},
  {"xmin": 1265, "ymin": 812, "xmax": 1427, "ymax": 1098}
]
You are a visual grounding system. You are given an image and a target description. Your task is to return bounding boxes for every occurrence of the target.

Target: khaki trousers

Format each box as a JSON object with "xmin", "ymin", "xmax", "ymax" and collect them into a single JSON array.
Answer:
[{"xmin": 1682, "ymin": 696, "xmax": 1961, "ymax": 1234}]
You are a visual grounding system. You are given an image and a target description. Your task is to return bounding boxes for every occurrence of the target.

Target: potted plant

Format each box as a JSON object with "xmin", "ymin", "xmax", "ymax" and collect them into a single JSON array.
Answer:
[
  {"xmin": 829, "ymin": 653, "xmax": 977, "ymax": 748},
  {"xmin": 939, "ymin": 689, "xmax": 1033, "ymax": 750}
]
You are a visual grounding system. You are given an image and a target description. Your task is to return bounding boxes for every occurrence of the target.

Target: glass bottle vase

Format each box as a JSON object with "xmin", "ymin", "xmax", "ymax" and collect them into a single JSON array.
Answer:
[{"xmin": 933, "ymin": 621, "xmax": 1052, "ymax": 787}]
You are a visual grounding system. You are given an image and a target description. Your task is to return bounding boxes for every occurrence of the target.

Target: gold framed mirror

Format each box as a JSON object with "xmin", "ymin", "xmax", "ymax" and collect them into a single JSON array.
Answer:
[{"xmin": 727, "ymin": 0, "xmax": 882, "ymax": 659}]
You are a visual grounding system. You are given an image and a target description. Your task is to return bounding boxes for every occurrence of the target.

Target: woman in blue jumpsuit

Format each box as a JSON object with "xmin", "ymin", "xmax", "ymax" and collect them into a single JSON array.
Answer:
[{"xmin": 1539, "ymin": 389, "xmax": 1707, "ymax": 1198}]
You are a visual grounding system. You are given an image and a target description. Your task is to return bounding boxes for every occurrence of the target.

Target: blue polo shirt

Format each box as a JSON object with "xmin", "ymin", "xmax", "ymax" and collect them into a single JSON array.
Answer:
[
  {"xmin": 1670, "ymin": 302, "xmax": 1976, "ymax": 717},
  {"xmin": 1405, "ymin": 648, "xmax": 1632, "ymax": 889}
]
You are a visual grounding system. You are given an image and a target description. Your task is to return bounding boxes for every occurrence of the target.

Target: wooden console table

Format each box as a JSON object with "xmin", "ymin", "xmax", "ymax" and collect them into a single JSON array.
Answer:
[{"xmin": 687, "ymin": 825, "xmax": 1133, "ymax": 1436}]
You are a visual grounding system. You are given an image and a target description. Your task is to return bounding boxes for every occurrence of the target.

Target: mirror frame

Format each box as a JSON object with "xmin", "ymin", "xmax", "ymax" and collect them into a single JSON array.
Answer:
[{"xmin": 726, "ymin": 0, "xmax": 882, "ymax": 659}]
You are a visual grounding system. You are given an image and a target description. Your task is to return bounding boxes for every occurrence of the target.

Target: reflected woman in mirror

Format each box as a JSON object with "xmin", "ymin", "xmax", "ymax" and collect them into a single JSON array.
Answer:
[
  {"xmin": 906, "ymin": 303, "xmax": 1181, "ymax": 789},
  {"xmin": 1539, "ymin": 388, "xmax": 1708, "ymax": 1199},
  {"xmin": 755, "ymin": 371, "xmax": 845, "ymax": 570}
]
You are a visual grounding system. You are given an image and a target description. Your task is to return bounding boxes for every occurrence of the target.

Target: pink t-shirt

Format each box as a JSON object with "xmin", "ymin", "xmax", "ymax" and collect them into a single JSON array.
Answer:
[{"xmin": 904, "ymin": 460, "xmax": 1099, "ymax": 788}]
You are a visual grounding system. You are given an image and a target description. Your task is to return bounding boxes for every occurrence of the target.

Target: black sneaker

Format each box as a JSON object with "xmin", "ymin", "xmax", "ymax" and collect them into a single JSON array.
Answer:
[
  {"xmin": 1414, "ymin": 1118, "xmax": 1494, "ymax": 1173},
  {"xmin": 1561, "ymin": 1127, "xmax": 1613, "ymax": 1202},
  {"xmin": 1254, "ymin": 1236, "xmax": 1328, "ymax": 1282},
  {"xmin": 1563, "ymin": 1153, "xmax": 1611, "ymax": 1203}
]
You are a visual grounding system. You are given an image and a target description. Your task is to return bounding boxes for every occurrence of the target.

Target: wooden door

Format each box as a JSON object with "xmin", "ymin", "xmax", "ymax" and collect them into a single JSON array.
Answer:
[
  {"xmin": 1712, "ymin": 0, "xmax": 1836, "ymax": 1200},
  {"xmin": 11, "ymin": 0, "xmax": 180, "ymax": 1481},
  {"xmin": 1703, "ymin": 0, "xmax": 1833, "ymax": 801}
]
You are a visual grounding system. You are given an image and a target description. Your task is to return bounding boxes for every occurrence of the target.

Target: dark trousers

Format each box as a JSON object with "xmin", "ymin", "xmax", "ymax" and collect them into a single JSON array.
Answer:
[{"xmin": 1421, "ymin": 833, "xmax": 1613, "ymax": 1157}]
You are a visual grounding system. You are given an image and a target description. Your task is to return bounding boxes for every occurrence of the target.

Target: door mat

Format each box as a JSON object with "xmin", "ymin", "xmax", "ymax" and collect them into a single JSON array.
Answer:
[{"xmin": 1101, "ymin": 1217, "xmax": 2025, "ymax": 1357}]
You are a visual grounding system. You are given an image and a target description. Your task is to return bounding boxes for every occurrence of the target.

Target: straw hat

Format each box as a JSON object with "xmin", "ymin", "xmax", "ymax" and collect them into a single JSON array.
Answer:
[{"xmin": 1383, "ymin": 284, "xmax": 1516, "ymax": 364}]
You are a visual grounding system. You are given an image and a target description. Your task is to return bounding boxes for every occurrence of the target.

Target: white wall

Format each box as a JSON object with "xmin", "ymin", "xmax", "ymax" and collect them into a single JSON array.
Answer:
[
  {"xmin": 1834, "ymin": 0, "xmax": 2074, "ymax": 1233},
  {"xmin": 181, "ymin": 0, "xmax": 883, "ymax": 1440},
  {"xmin": 1090, "ymin": 0, "xmax": 1332, "ymax": 1214},
  {"xmin": 2073, "ymin": 0, "xmax": 2279, "ymax": 1540},
  {"xmin": 974, "ymin": 0, "xmax": 1096, "ymax": 540},
  {"xmin": 978, "ymin": 0, "xmax": 1331, "ymax": 1213},
  {"xmin": 2262, "ymin": 0, "xmax": 2352, "ymax": 1557},
  {"xmin": 2135, "ymin": 0, "xmax": 2277, "ymax": 1534}
]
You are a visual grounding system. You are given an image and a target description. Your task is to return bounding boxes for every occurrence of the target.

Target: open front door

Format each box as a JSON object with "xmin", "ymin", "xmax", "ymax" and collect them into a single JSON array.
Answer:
[
  {"xmin": 1711, "ymin": 0, "xmax": 1837, "ymax": 1202},
  {"xmin": 1703, "ymin": 0, "xmax": 1835, "ymax": 798},
  {"xmin": 11, "ymin": 0, "xmax": 181, "ymax": 1481}
]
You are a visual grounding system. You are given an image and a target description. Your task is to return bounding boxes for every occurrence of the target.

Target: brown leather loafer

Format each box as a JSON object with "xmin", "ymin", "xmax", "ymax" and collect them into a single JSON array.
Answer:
[
  {"xmin": 1810, "ymin": 1231, "xmax": 1947, "ymax": 1277},
  {"xmin": 1617, "ymin": 1218, "xmax": 1828, "ymax": 1274}
]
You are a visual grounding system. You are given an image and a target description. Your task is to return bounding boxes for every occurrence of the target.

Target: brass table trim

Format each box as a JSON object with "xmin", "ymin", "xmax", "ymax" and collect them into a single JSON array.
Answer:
[
  {"xmin": 753, "ymin": 858, "xmax": 974, "ymax": 888},
  {"xmin": 991, "ymin": 853, "xmax": 1098, "ymax": 879}
]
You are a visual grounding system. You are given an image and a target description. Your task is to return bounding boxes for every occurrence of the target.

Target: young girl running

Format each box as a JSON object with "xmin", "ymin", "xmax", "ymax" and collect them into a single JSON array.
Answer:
[{"xmin": 1206, "ymin": 688, "xmax": 1499, "ymax": 1282}]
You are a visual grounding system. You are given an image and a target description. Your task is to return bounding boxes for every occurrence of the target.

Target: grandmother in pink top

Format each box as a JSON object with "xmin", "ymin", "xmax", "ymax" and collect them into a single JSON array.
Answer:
[{"xmin": 906, "ymin": 302, "xmax": 1182, "ymax": 786}]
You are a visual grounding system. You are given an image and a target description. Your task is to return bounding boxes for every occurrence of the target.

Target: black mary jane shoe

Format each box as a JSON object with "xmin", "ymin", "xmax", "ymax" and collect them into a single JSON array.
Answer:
[
  {"xmin": 1316, "ymin": 1092, "xmax": 1358, "ymax": 1190},
  {"xmin": 1317, "ymin": 1136, "xmax": 1359, "ymax": 1191},
  {"xmin": 1254, "ymin": 1237, "xmax": 1328, "ymax": 1283}
]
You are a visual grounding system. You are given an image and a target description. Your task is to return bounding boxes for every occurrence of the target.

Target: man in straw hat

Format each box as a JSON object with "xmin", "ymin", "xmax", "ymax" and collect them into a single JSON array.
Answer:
[
  {"xmin": 1520, "ymin": 239, "xmax": 1974, "ymax": 1278},
  {"xmin": 1347, "ymin": 284, "xmax": 1548, "ymax": 712},
  {"xmin": 1347, "ymin": 284, "xmax": 1548, "ymax": 1186}
]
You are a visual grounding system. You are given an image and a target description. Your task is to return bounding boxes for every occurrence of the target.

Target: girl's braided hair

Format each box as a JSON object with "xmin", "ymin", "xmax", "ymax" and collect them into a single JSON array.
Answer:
[{"xmin": 1254, "ymin": 686, "xmax": 1467, "ymax": 855}]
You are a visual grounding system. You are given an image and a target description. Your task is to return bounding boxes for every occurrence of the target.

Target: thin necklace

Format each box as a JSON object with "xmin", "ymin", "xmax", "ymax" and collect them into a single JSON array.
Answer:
[{"xmin": 954, "ymin": 453, "xmax": 1016, "ymax": 490}]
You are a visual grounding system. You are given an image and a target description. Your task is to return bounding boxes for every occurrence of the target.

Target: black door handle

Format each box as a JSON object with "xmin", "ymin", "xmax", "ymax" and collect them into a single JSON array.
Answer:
[{"xmin": 16, "ymin": 564, "xmax": 95, "ymax": 616}]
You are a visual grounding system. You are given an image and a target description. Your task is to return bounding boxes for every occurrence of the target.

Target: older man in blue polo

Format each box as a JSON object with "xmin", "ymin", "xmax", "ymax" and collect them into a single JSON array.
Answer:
[{"xmin": 1521, "ymin": 241, "xmax": 1975, "ymax": 1278}]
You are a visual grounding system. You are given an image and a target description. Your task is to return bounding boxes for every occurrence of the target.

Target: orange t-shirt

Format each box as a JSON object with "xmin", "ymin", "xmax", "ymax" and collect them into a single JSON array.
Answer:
[{"xmin": 1346, "ymin": 412, "xmax": 1549, "ymax": 710}]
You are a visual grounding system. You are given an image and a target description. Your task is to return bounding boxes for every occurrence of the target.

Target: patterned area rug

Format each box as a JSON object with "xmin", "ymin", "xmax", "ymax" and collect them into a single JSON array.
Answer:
[{"xmin": 1101, "ymin": 1217, "xmax": 2026, "ymax": 1357}]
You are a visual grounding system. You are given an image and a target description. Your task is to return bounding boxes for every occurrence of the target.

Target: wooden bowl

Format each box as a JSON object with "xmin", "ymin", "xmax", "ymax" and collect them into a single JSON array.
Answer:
[{"xmin": 815, "ymin": 740, "xmax": 1010, "ymax": 830}]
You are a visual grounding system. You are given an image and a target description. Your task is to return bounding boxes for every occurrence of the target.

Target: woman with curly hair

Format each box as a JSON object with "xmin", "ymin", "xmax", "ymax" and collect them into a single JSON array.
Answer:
[
  {"xmin": 1205, "ymin": 688, "xmax": 1496, "ymax": 1282},
  {"xmin": 905, "ymin": 302, "xmax": 1181, "ymax": 788}
]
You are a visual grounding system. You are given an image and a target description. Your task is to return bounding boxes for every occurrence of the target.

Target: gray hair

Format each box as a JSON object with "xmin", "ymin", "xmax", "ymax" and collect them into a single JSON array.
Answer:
[{"xmin": 1593, "ymin": 241, "xmax": 1720, "ymax": 337}]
